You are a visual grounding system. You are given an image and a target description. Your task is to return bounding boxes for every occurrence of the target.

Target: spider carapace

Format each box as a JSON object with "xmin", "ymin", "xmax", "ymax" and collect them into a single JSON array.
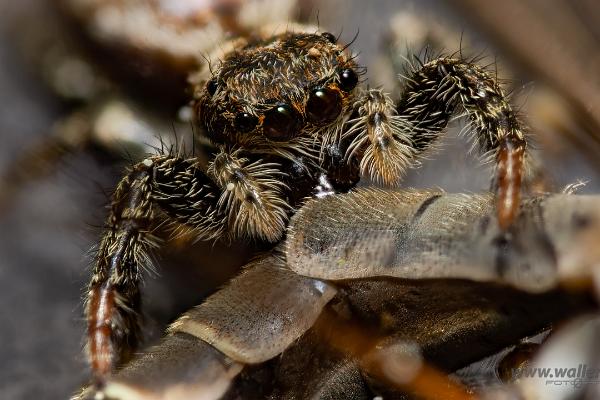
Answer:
[{"xmin": 86, "ymin": 26, "xmax": 527, "ymax": 386}]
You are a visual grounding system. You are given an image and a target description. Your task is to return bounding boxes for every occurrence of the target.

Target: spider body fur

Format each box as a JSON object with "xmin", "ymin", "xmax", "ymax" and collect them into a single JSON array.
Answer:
[{"xmin": 86, "ymin": 24, "xmax": 528, "ymax": 386}]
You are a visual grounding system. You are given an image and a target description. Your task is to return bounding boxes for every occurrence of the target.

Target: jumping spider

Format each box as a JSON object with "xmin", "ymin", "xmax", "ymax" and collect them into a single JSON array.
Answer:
[{"xmin": 86, "ymin": 20, "xmax": 529, "ymax": 391}]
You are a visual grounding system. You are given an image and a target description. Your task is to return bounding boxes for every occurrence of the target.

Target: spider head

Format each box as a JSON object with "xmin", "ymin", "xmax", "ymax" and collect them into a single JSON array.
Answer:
[{"xmin": 195, "ymin": 30, "xmax": 361, "ymax": 155}]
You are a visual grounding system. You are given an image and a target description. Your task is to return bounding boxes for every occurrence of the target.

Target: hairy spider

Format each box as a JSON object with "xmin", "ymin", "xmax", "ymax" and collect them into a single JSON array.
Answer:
[{"xmin": 86, "ymin": 20, "xmax": 529, "ymax": 390}]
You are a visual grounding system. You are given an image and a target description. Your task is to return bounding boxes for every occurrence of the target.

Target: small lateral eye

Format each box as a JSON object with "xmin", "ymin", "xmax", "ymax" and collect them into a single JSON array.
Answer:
[
  {"xmin": 339, "ymin": 69, "xmax": 358, "ymax": 92},
  {"xmin": 322, "ymin": 32, "xmax": 337, "ymax": 43},
  {"xmin": 234, "ymin": 112, "xmax": 258, "ymax": 132},
  {"xmin": 263, "ymin": 104, "xmax": 302, "ymax": 141},
  {"xmin": 306, "ymin": 87, "xmax": 342, "ymax": 124},
  {"xmin": 207, "ymin": 78, "xmax": 218, "ymax": 96}
]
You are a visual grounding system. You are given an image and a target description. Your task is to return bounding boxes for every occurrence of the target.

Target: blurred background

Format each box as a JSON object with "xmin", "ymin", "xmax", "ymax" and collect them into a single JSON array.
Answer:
[{"xmin": 0, "ymin": 0, "xmax": 598, "ymax": 398}]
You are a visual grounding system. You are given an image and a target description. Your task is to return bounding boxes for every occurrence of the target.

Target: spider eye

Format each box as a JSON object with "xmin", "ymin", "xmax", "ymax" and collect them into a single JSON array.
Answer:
[
  {"xmin": 234, "ymin": 112, "xmax": 258, "ymax": 132},
  {"xmin": 207, "ymin": 78, "xmax": 218, "ymax": 96},
  {"xmin": 263, "ymin": 104, "xmax": 302, "ymax": 141},
  {"xmin": 322, "ymin": 32, "xmax": 337, "ymax": 43},
  {"xmin": 339, "ymin": 69, "xmax": 358, "ymax": 92},
  {"xmin": 306, "ymin": 87, "xmax": 342, "ymax": 124}
]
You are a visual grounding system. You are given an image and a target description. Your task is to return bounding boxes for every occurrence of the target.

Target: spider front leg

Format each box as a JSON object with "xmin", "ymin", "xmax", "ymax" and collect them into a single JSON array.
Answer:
[
  {"xmin": 86, "ymin": 149, "xmax": 288, "ymax": 385},
  {"xmin": 348, "ymin": 57, "xmax": 527, "ymax": 229}
]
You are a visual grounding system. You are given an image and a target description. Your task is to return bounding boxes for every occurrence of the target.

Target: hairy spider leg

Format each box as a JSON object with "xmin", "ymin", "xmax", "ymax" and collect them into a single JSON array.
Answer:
[
  {"xmin": 86, "ymin": 150, "xmax": 289, "ymax": 384},
  {"xmin": 347, "ymin": 57, "xmax": 527, "ymax": 229},
  {"xmin": 399, "ymin": 58, "xmax": 527, "ymax": 229}
]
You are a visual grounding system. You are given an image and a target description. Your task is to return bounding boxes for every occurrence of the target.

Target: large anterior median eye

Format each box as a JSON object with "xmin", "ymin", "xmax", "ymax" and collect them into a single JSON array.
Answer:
[
  {"xmin": 263, "ymin": 104, "xmax": 302, "ymax": 141},
  {"xmin": 306, "ymin": 87, "xmax": 342, "ymax": 124}
]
